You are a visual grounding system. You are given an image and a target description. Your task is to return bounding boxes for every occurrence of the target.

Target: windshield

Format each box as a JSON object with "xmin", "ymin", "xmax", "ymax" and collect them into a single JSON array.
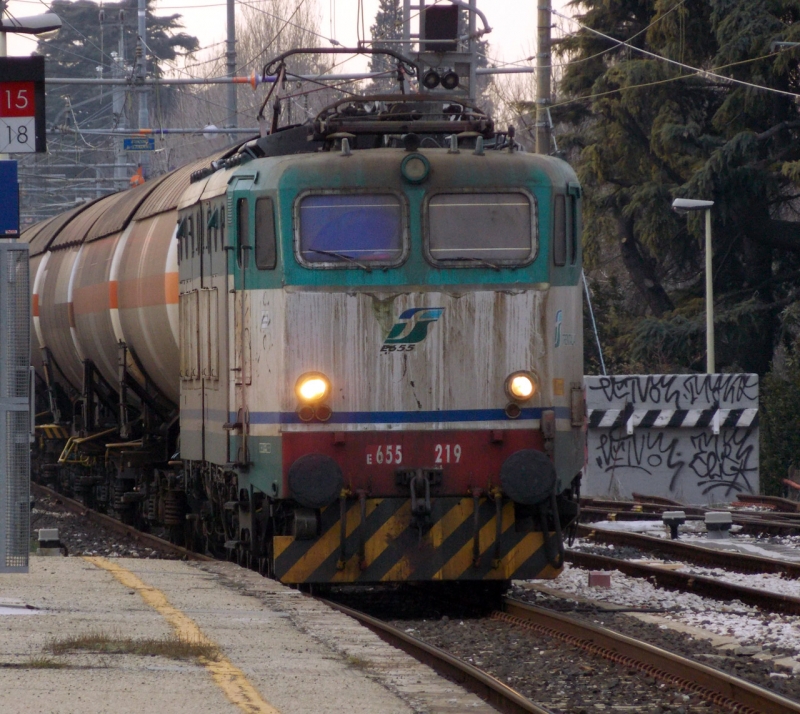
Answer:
[
  {"xmin": 427, "ymin": 192, "xmax": 535, "ymax": 267},
  {"xmin": 297, "ymin": 193, "xmax": 405, "ymax": 268}
]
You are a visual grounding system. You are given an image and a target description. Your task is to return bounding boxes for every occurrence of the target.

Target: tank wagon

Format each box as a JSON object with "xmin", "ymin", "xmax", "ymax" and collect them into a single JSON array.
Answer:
[{"xmin": 26, "ymin": 92, "xmax": 584, "ymax": 586}]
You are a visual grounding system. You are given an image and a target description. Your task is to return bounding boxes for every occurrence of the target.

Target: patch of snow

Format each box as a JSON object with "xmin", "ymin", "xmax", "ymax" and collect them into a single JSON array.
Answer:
[{"xmin": 548, "ymin": 564, "xmax": 800, "ymax": 654}]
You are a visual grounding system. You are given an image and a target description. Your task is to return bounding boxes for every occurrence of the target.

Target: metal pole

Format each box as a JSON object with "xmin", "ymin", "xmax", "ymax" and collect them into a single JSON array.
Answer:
[
  {"xmin": 468, "ymin": 0, "xmax": 477, "ymax": 103},
  {"xmin": 582, "ymin": 270, "xmax": 607, "ymax": 376},
  {"xmin": 0, "ymin": 0, "xmax": 7, "ymax": 163},
  {"xmin": 536, "ymin": 0, "xmax": 551, "ymax": 154},
  {"xmin": 403, "ymin": 0, "xmax": 412, "ymax": 57},
  {"xmin": 113, "ymin": 11, "xmax": 127, "ymax": 191},
  {"xmin": 226, "ymin": 0, "xmax": 237, "ymax": 129},
  {"xmin": 705, "ymin": 208, "xmax": 715, "ymax": 374},
  {"xmin": 136, "ymin": 0, "xmax": 149, "ymax": 178}
]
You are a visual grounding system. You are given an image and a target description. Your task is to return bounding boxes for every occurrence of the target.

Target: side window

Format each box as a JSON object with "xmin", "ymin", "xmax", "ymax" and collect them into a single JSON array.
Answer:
[
  {"xmin": 255, "ymin": 197, "xmax": 276, "ymax": 270},
  {"xmin": 237, "ymin": 198, "xmax": 249, "ymax": 268},
  {"xmin": 177, "ymin": 217, "xmax": 186, "ymax": 264},
  {"xmin": 568, "ymin": 195, "xmax": 578, "ymax": 266},
  {"xmin": 188, "ymin": 216, "xmax": 194, "ymax": 258},
  {"xmin": 553, "ymin": 194, "xmax": 566, "ymax": 266}
]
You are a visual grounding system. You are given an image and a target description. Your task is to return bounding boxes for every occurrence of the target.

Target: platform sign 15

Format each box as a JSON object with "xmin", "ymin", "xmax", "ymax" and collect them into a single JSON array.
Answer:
[{"xmin": 0, "ymin": 57, "xmax": 46, "ymax": 154}]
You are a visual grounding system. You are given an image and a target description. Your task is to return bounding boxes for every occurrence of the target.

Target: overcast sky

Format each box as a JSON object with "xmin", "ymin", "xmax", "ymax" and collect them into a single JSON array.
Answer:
[{"xmin": 5, "ymin": 0, "xmax": 572, "ymax": 73}]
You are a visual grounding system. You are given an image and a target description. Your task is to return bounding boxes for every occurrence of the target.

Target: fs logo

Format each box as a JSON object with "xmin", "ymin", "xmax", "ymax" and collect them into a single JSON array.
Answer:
[
  {"xmin": 555, "ymin": 310, "xmax": 563, "ymax": 347},
  {"xmin": 381, "ymin": 307, "xmax": 444, "ymax": 353}
]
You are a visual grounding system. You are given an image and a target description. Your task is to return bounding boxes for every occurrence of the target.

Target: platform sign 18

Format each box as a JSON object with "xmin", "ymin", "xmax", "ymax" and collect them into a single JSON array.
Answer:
[
  {"xmin": 0, "ymin": 81, "xmax": 35, "ymax": 152},
  {"xmin": 0, "ymin": 57, "xmax": 46, "ymax": 154}
]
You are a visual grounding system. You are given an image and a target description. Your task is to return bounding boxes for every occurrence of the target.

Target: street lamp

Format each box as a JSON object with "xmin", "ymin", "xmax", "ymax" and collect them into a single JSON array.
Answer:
[
  {"xmin": 672, "ymin": 198, "xmax": 716, "ymax": 373},
  {"xmin": 0, "ymin": 11, "xmax": 62, "ymax": 55}
]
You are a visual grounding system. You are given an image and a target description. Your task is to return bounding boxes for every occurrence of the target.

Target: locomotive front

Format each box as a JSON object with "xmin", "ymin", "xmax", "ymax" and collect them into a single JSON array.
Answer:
[{"xmin": 199, "ymin": 127, "xmax": 584, "ymax": 585}]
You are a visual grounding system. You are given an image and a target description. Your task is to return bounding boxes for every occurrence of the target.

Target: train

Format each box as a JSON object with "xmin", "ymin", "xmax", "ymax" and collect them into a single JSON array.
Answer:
[{"xmin": 25, "ymin": 88, "xmax": 585, "ymax": 588}]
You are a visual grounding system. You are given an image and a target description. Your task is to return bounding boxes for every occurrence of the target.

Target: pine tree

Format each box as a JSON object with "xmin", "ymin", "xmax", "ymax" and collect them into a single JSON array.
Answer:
[
  {"xmin": 39, "ymin": 0, "xmax": 198, "ymax": 128},
  {"xmin": 369, "ymin": 0, "xmax": 402, "ymax": 91},
  {"xmin": 549, "ymin": 0, "xmax": 800, "ymax": 377}
]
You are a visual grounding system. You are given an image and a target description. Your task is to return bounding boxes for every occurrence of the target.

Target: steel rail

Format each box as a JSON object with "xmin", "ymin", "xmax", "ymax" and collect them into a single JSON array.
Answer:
[
  {"xmin": 566, "ymin": 550, "xmax": 800, "ymax": 614},
  {"xmin": 498, "ymin": 597, "xmax": 800, "ymax": 714},
  {"xmin": 320, "ymin": 598, "xmax": 555, "ymax": 714},
  {"xmin": 582, "ymin": 498, "xmax": 707, "ymax": 515},
  {"xmin": 580, "ymin": 507, "xmax": 706, "ymax": 522},
  {"xmin": 580, "ymin": 506, "xmax": 800, "ymax": 532},
  {"xmin": 735, "ymin": 494, "xmax": 800, "ymax": 513},
  {"xmin": 31, "ymin": 482, "xmax": 215, "ymax": 562},
  {"xmin": 576, "ymin": 525, "xmax": 800, "ymax": 578}
]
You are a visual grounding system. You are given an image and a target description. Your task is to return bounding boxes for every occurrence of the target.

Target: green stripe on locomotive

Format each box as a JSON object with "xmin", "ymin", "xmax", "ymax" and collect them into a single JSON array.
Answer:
[{"xmin": 225, "ymin": 149, "xmax": 581, "ymax": 288}]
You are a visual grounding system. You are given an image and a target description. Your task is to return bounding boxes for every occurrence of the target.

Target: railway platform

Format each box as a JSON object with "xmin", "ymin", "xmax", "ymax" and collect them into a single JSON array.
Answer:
[{"xmin": 0, "ymin": 556, "xmax": 495, "ymax": 714}]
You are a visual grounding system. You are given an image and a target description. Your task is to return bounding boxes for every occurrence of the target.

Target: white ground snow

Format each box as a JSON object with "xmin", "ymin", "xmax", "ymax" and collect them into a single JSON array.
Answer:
[{"xmin": 554, "ymin": 562, "xmax": 800, "ymax": 655}]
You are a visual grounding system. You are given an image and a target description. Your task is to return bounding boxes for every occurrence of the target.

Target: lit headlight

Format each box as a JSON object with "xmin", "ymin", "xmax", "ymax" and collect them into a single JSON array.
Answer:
[
  {"xmin": 505, "ymin": 371, "xmax": 536, "ymax": 402},
  {"xmin": 296, "ymin": 372, "xmax": 330, "ymax": 403}
]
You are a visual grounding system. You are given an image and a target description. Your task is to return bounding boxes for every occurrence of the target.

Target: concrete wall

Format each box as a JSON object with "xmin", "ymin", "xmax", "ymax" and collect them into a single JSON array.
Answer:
[{"xmin": 584, "ymin": 374, "xmax": 759, "ymax": 504}]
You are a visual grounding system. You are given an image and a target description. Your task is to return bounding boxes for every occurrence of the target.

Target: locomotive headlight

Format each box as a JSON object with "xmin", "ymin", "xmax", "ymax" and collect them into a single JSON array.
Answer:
[
  {"xmin": 505, "ymin": 371, "xmax": 536, "ymax": 402},
  {"xmin": 296, "ymin": 372, "xmax": 330, "ymax": 403}
]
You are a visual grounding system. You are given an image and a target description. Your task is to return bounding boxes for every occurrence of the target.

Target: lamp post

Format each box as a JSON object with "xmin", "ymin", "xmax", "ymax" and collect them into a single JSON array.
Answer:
[{"xmin": 672, "ymin": 198, "xmax": 716, "ymax": 373}]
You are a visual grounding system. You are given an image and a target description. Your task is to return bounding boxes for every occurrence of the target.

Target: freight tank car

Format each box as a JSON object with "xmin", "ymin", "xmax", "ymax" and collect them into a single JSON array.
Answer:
[{"xmin": 27, "ymin": 93, "xmax": 584, "ymax": 586}]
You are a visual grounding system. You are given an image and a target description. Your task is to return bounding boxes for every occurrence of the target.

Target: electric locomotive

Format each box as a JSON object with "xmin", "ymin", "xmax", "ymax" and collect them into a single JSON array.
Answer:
[{"xmin": 27, "ymin": 91, "xmax": 583, "ymax": 586}]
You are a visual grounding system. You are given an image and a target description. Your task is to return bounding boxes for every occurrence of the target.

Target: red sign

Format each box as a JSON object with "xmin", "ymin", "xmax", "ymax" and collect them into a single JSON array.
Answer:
[{"xmin": 0, "ymin": 82, "xmax": 35, "ymax": 118}]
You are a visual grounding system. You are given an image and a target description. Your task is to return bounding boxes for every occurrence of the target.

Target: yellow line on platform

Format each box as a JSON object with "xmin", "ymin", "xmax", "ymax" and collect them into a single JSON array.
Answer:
[{"xmin": 85, "ymin": 556, "xmax": 280, "ymax": 714}]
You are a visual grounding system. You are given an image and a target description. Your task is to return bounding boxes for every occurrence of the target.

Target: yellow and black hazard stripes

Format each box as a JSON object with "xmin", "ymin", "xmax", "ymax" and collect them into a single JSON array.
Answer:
[
  {"xmin": 36, "ymin": 424, "xmax": 70, "ymax": 439},
  {"xmin": 273, "ymin": 497, "xmax": 562, "ymax": 584}
]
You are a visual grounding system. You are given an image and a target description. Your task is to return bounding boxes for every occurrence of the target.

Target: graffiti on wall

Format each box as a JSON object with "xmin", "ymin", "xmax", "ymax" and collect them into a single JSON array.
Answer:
[
  {"xmin": 593, "ymin": 427, "xmax": 757, "ymax": 498},
  {"xmin": 587, "ymin": 373, "xmax": 758, "ymax": 410},
  {"xmin": 584, "ymin": 374, "xmax": 759, "ymax": 503}
]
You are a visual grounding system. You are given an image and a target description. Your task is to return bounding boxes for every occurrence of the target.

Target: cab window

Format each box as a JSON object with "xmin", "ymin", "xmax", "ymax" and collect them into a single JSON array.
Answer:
[
  {"xmin": 255, "ymin": 197, "xmax": 276, "ymax": 270},
  {"xmin": 426, "ymin": 191, "xmax": 535, "ymax": 268},
  {"xmin": 296, "ymin": 192, "xmax": 406, "ymax": 268}
]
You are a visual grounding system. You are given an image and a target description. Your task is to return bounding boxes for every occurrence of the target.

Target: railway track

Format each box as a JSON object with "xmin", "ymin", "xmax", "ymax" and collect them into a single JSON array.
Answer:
[
  {"xmin": 567, "ymin": 549, "xmax": 800, "ymax": 614},
  {"xmin": 580, "ymin": 496, "xmax": 800, "ymax": 534},
  {"xmin": 323, "ymin": 598, "xmax": 555, "ymax": 714},
  {"xmin": 496, "ymin": 597, "xmax": 800, "ymax": 714},
  {"xmin": 576, "ymin": 524, "xmax": 800, "ymax": 578},
  {"xmin": 329, "ymin": 589, "xmax": 800, "ymax": 713},
  {"xmin": 30, "ymin": 482, "xmax": 214, "ymax": 562}
]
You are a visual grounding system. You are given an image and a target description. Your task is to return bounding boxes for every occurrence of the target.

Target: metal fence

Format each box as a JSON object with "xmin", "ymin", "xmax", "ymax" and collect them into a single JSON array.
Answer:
[{"xmin": 0, "ymin": 242, "xmax": 31, "ymax": 573}]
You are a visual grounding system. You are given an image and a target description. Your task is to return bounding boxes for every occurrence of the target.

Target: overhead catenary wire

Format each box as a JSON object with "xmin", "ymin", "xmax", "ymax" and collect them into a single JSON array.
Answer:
[
  {"xmin": 548, "ymin": 45, "xmax": 800, "ymax": 110},
  {"xmin": 553, "ymin": 7, "xmax": 800, "ymax": 101}
]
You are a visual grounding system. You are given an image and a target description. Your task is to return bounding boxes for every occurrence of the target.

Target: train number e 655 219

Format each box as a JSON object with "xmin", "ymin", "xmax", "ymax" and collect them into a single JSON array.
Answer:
[{"xmin": 365, "ymin": 444, "xmax": 403, "ymax": 465}]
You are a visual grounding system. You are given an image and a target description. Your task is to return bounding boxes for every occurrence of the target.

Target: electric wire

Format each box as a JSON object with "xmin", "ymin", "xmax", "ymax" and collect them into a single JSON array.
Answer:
[
  {"xmin": 547, "ymin": 43, "xmax": 800, "ymax": 110},
  {"xmin": 553, "ymin": 7, "xmax": 800, "ymax": 101}
]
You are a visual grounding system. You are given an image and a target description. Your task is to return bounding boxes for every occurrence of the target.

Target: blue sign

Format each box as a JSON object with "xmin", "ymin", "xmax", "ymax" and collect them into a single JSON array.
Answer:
[
  {"xmin": 0, "ymin": 161, "xmax": 19, "ymax": 236},
  {"xmin": 123, "ymin": 137, "xmax": 155, "ymax": 151}
]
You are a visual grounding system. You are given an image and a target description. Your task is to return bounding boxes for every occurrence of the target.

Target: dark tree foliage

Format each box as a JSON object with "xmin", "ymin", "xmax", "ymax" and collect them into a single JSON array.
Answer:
[
  {"xmin": 552, "ymin": 0, "xmax": 800, "ymax": 379},
  {"xmin": 761, "ymin": 346, "xmax": 800, "ymax": 496},
  {"xmin": 39, "ymin": 0, "xmax": 198, "ymax": 128}
]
